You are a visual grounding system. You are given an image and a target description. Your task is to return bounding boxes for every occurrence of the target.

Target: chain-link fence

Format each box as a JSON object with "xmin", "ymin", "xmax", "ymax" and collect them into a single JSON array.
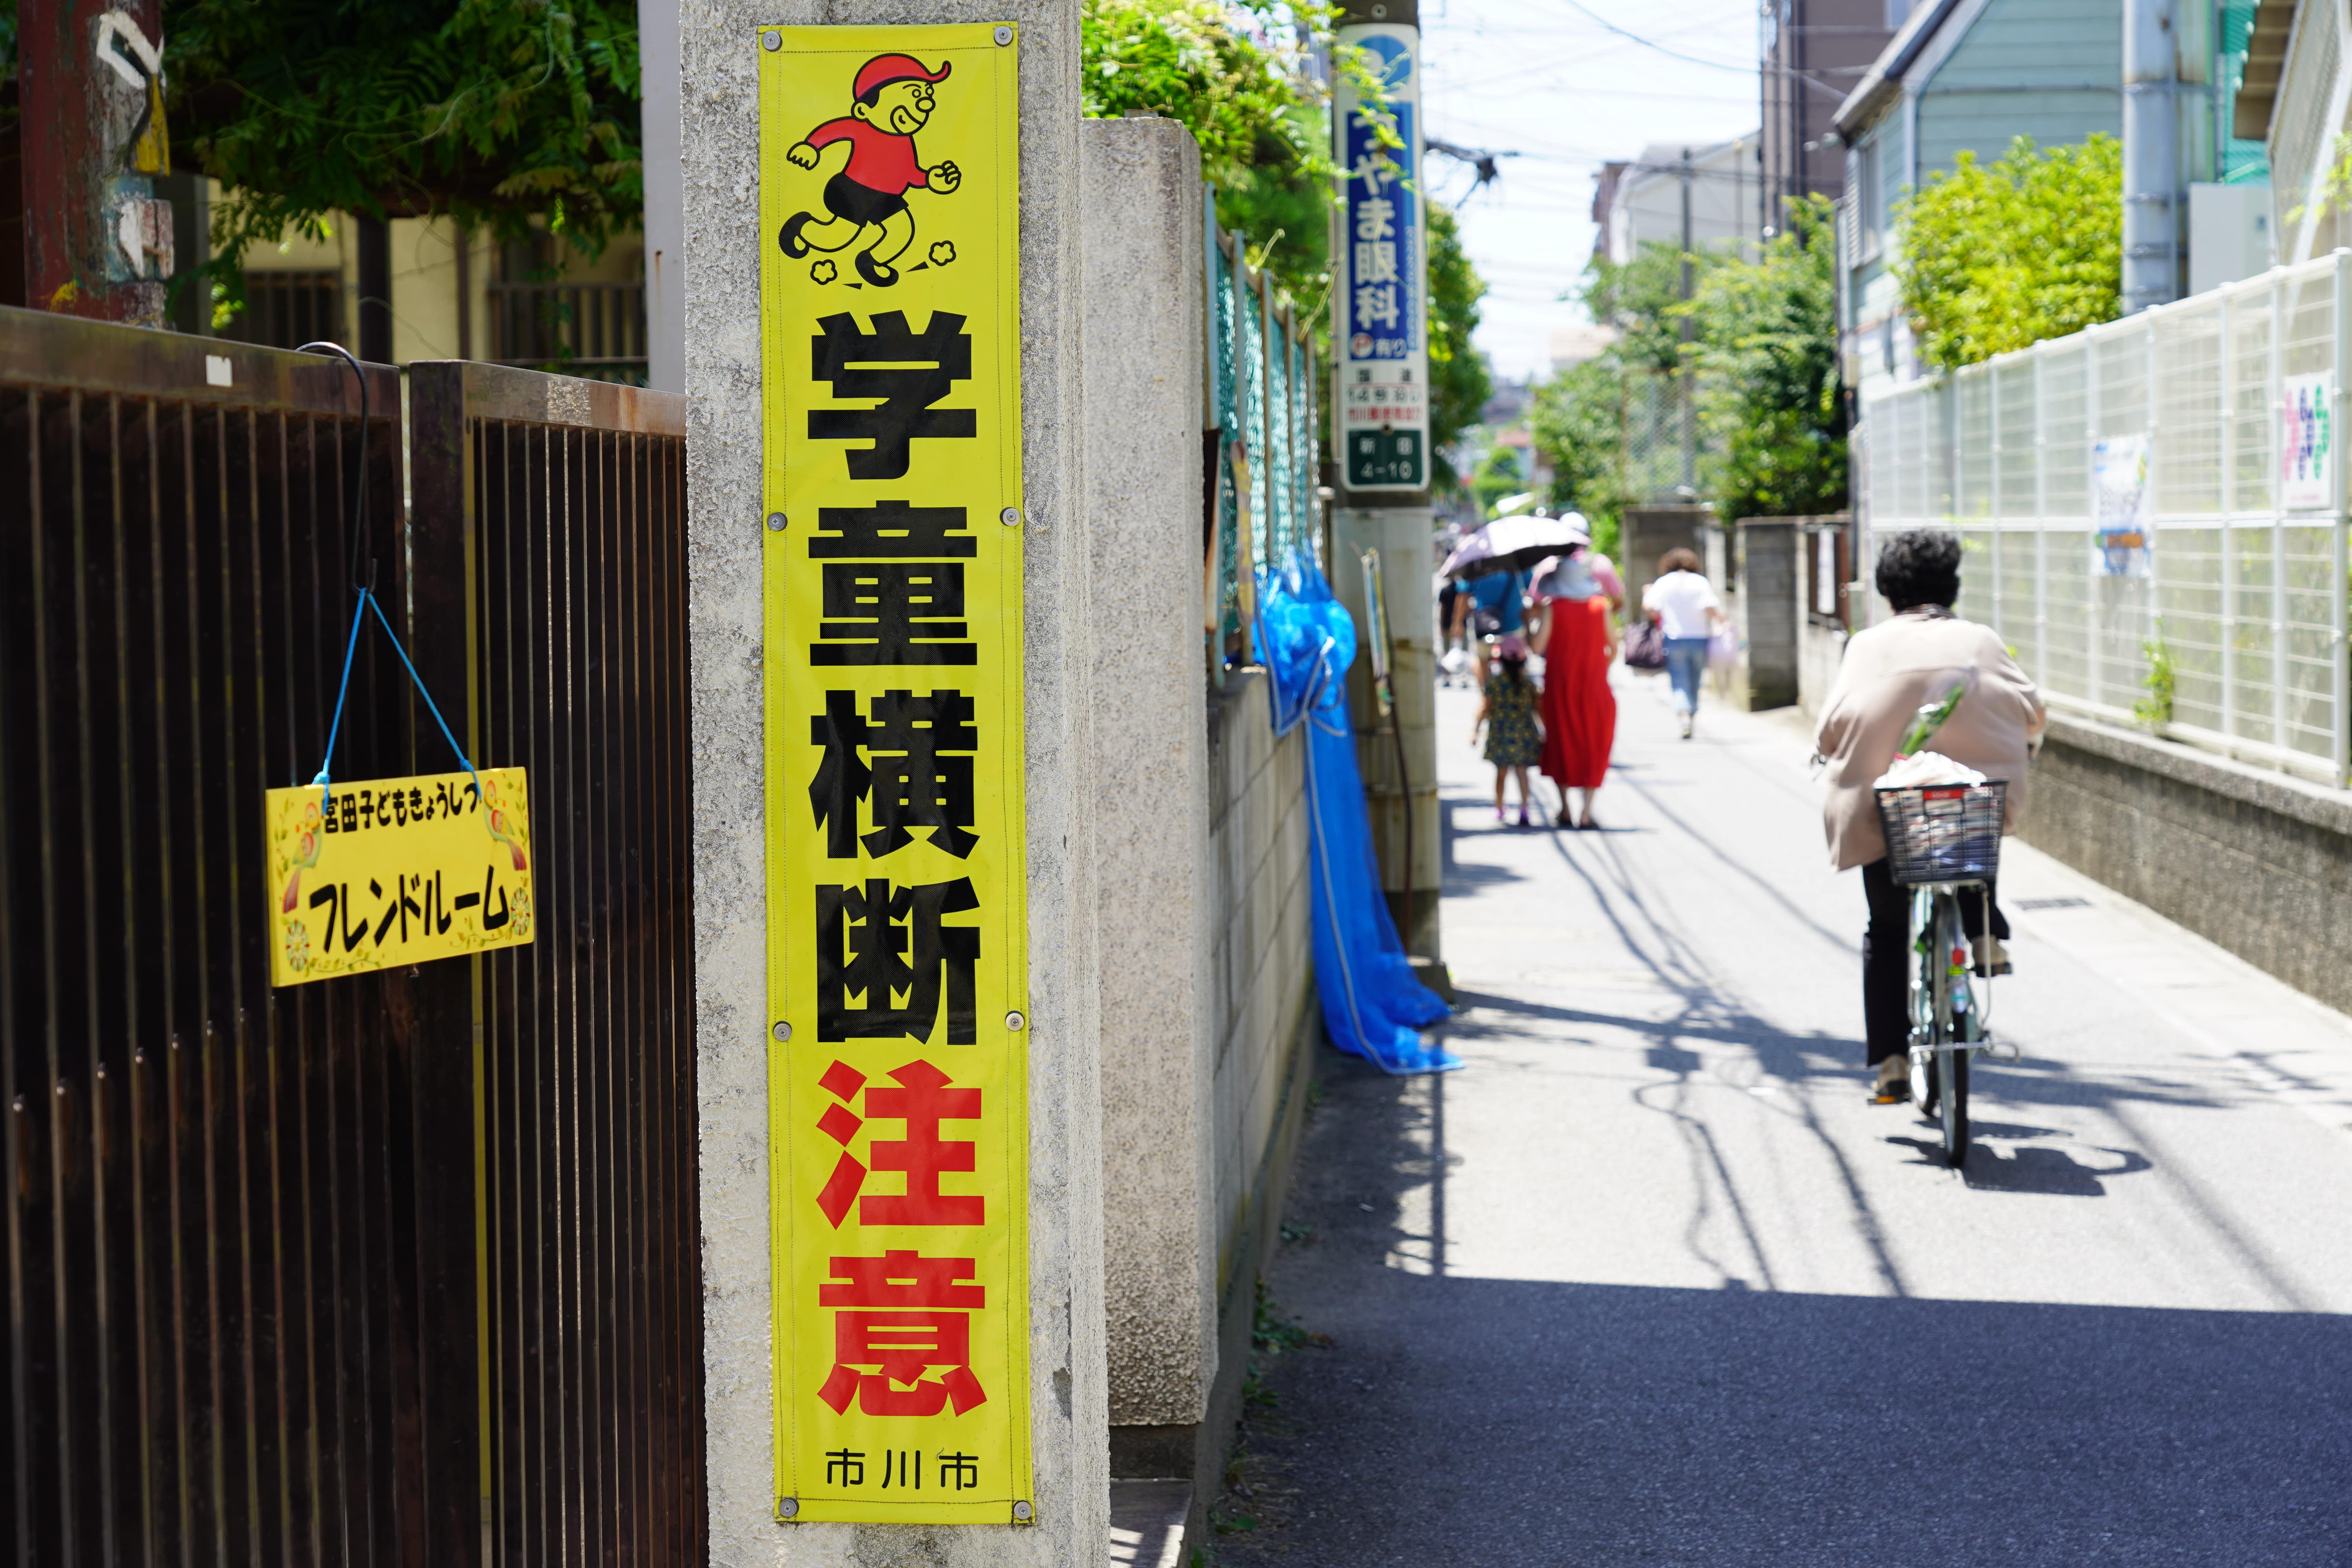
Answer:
[
  {"xmin": 1858, "ymin": 249, "xmax": 2351, "ymax": 786},
  {"xmin": 1207, "ymin": 194, "xmax": 1322, "ymax": 667},
  {"xmin": 1621, "ymin": 367, "xmax": 1706, "ymax": 506}
]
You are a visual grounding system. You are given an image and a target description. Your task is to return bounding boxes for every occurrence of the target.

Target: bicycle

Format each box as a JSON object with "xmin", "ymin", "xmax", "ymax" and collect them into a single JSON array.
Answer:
[{"xmin": 1875, "ymin": 779, "xmax": 2018, "ymax": 1168}]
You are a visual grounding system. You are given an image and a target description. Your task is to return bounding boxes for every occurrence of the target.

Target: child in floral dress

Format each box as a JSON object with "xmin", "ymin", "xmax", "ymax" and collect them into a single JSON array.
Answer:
[{"xmin": 1472, "ymin": 633, "xmax": 1544, "ymax": 826}]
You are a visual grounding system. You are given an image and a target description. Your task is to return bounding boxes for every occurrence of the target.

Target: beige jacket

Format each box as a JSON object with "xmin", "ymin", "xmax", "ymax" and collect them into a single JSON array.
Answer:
[{"xmin": 1813, "ymin": 608, "xmax": 2045, "ymax": 872}]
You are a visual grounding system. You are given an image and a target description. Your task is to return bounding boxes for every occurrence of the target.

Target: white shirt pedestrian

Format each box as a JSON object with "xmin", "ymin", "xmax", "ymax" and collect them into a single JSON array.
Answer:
[{"xmin": 1643, "ymin": 570, "xmax": 1721, "ymax": 641}]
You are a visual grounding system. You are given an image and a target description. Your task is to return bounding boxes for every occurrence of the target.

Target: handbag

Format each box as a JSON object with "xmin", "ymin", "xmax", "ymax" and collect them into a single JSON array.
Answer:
[
  {"xmin": 1623, "ymin": 615, "xmax": 1667, "ymax": 671},
  {"xmin": 1707, "ymin": 621, "xmax": 1740, "ymax": 670}
]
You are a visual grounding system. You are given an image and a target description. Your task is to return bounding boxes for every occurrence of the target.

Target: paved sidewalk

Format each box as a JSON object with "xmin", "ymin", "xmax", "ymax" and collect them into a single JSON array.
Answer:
[{"xmin": 1217, "ymin": 668, "xmax": 2352, "ymax": 1566}]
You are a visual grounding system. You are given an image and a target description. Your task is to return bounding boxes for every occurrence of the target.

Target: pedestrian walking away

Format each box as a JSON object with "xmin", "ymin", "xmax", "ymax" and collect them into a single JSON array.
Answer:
[
  {"xmin": 1641, "ymin": 546, "xmax": 1724, "ymax": 739},
  {"xmin": 1472, "ymin": 633, "xmax": 1543, "ymax": 826},
  {"xmin": 1451, "ymin": 563, "xmax": 1530, "ymax": 684},
  {"xmin": 1811, "ymin": 530, "xmax": 2046, "ymax": 1103},
  {"xmin": 1528, "ymin": 532, "xmax": 1622, "ymax": 829}
]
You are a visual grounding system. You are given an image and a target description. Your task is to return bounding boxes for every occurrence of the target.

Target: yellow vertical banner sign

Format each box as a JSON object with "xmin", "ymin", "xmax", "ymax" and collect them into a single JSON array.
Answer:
[{"xmin": 758, "ymin": 22, "xmax": 1031, "ymax": 1526}]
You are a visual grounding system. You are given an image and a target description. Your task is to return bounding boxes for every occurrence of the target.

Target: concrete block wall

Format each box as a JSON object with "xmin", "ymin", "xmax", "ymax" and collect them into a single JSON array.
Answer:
[
  {"xmin": 1206, "ymin": 670, "xmax": 1314, "ymax": 1290},
  {"xmin": 2023, "ymin": 713, "xmax": 2352, "ymax": 1017},
  {"xmin": 1080, "ymin": 116, "xmax": 1315, "ymax": 1552}
]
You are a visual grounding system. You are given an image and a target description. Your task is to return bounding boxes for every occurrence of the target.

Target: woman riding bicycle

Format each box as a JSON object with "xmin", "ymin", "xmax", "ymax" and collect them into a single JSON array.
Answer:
[{"xmin": 1814, "ymin": 530, "xmax": 2046, "ymax": 1105}]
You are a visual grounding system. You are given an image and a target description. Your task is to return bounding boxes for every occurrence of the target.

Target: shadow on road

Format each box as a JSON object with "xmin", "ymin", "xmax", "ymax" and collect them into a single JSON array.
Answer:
[{"xmin": 1221, "ymin": 1044, "xmax": 2352, "ymax": 1567}]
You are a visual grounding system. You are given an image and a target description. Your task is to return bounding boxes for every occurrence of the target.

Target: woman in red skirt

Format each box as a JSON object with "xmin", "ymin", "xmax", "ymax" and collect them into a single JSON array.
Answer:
[{"xmin": 1529, "ymin": 537, "xmax": 1623, "ymax": 828}]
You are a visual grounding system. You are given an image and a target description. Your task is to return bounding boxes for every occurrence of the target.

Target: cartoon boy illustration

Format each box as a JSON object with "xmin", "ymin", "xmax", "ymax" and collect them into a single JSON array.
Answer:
[{"xmin": 781, "ymin": 54, "xmax": 963, "ymax": 287}]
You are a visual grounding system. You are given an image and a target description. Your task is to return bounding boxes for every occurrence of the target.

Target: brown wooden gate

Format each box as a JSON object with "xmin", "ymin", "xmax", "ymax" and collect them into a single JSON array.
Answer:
[{"xmin": 0, "ymin": 309, "xmax": 702, "ymax": 1567}]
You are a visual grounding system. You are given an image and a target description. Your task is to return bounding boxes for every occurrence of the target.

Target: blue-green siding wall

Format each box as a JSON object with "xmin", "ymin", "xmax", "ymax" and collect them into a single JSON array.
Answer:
[{"xmin": 1915, "ymin": 0, "xmax": 2122, "ymax": 176}]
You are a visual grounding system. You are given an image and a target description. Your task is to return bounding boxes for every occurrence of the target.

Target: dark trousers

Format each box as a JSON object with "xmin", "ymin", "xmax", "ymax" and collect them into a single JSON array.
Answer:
[{"xmin": 1861, "ymin": 858, "xmax": 2008, "ymax": 1066}]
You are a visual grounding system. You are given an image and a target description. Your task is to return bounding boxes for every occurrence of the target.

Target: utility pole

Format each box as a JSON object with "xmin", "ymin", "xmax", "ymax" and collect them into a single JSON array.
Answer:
[
  {"xmin": 1333, "ymin": 0, "xmax": 1445, "ymax": 977},
  {"xmin": 1679, "ymin": 146, "xmax": 1696, "ymax": 495},
  {"xmin": 20, "ymin": 0, "xmax": 174, "ymax": 323},
  {"xmin": 2123, "ymin": 0, "xmax": 2212, "ymax": 310}
]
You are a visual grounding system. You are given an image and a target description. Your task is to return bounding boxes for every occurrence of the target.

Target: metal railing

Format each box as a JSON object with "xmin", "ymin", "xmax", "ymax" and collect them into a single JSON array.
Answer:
[
  {"xmin": 488, "ymin": 279, "xmax": 650, "ymax": 385},
  {"xmin": 1, "ymin": 310, "xmax": 699, "ymax": 1566},
  {"xmin": 408, "ymin": 361, "xmax": 699, "ymax": 1566},
  {"xmin": 1205, "ymin": 192, "xmax": 1322, "ymax": 673},
  {"xmin": 1857, "ymin": 249, "xmax": 2352, "ymax": 785}
]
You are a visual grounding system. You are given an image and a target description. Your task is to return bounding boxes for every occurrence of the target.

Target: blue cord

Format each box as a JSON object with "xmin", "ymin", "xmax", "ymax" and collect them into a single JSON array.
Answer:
[
  {"xmin": 309, "ymin": 586, "xmax": 482, "ymax": 808},
  {"xmin": 312, "ymin": 593, "xmax": 369, "ymax": 806}
]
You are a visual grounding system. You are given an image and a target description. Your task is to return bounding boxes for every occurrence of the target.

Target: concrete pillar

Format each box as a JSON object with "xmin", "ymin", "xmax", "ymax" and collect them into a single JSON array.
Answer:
[
  {"xmin": 682, "ymin": 3, "xmax": 1105, "ymax": 1562},
  {"xmin": 1076, "ymin": 115, "xmax": 1221, "ymax": 1472},
  {"xmin": 638, "ymin": 0, "xmax": 684, "ymax": 391},
  {"xmin": 1332, "ymin": 507, "xmax": 1441, "ymax": 959},
  {"xmin": 1725, "ymin": 518, "xmax": 1799, "ymax": 711}
]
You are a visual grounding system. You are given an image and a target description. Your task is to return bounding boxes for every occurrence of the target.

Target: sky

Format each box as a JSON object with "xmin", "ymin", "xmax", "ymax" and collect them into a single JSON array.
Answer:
[{"xmin": 1413, "ymin": 0, "xmax": 1763, "ymax": 385}]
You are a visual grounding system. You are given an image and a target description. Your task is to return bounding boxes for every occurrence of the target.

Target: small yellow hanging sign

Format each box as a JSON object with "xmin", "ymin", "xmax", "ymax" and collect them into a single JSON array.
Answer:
[{"xmin": 264, "ymin": 767, "xmax": 535, "ymax": 986}]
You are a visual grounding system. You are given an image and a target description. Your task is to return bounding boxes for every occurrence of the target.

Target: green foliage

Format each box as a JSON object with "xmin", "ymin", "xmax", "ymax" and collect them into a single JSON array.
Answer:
[
  {"xmin": 1530, "ymin": 204, "xmax": 1844, "ymax": 535},
  {"xmin": 1529, "ymin": 356, "xmax": 1625, "ymax": 540},
  {"xmin": 1082, "ymin": 0, "xmax": 1336, "ymax": 314},
  {"xmin": 1468, "ymin": 440, "xmax": 1524, "ymax": 517},
  {"xmin": 159, "ymin": 0, "xmax": 643, "ymax": 308},
  {"xmin": 1426, "ymin": 205, "xmax": 1491, "ymax": 494},
  {"xmin": 1079, "ymin": 0, "xmax": 1488, "ymax": 477},
  {"xmin": 1894, "ymin": 134, "xmax": 2123, "ymax": 374},
  {"xmin": 1684, "ymin": 193, "xmax": 1847, "ymax": 523},
  {"xmin": 1582, "ymin": 239, "xmax": 1724, "ymax": 374},
  {"xmin": 2134, "ymin": 627, "xmax": 2176, "ymax": 728}
]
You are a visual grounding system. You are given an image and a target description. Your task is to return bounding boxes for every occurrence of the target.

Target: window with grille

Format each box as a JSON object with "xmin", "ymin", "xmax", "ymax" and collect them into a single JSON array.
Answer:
[{"xmin": 220, "ymin": 270, "xmax": 345, "ymax": 350}]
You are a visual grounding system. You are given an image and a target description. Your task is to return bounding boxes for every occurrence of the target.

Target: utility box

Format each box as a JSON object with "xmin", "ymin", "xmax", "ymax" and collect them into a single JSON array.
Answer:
[{"xmin": 2190, "ymin": 183, "xmax": 2274, "ymax": 295}]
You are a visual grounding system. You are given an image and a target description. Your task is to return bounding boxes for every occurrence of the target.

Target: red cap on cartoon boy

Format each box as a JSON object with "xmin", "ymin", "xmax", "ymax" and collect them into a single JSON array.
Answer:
[{"xmin": 853, "ymin": 54, "xmax": 951, "ymax": 101}]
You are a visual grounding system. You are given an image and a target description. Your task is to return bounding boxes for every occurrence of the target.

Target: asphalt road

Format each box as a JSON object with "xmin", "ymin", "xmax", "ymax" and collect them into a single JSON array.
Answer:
[{"xmin": 1218, "ymin": 667, "xmax": 2352, "ymax": 1566}]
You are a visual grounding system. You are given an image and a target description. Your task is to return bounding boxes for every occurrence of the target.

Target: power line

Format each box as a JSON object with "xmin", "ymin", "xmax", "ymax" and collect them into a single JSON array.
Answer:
[{"xmin": 1547, "ymin": 0, "xmax": 1756, "ymax": 73}]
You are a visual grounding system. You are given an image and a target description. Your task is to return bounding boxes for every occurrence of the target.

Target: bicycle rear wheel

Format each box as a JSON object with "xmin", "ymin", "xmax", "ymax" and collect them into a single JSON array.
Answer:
[
  {"xmin": 1931, "ymin": 893, "xmax": 1971, "ymax": 1168},
  {"xmin": 1938, "ymin": 1038, "xmax": 1969, "ymax": 1168}
]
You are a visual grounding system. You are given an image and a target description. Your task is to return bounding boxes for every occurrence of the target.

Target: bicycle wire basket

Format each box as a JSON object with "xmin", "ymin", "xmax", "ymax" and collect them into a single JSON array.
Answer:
[{"xmin": 1875, "ymin": 779, "xmax": 2007, "ymax": 887}]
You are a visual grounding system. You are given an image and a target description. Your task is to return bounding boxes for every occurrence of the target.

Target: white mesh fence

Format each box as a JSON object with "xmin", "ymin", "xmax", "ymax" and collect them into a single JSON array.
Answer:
[{"xmin": 1857, "ymin": 250, "xmax": 2352, "ymax": 785}]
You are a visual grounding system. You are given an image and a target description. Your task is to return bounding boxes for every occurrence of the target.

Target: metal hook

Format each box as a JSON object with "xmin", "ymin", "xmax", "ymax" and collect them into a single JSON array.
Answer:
[{"xmin": 296, "ymin": 342, "xmax": 373, "ymax": 592}]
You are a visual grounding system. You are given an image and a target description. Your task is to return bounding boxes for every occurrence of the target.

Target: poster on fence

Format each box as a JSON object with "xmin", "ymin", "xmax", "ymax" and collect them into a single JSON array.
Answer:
[
  {"xmin": 265, "ymin": 768, "xmax": 533, "ymax": 986},
  {"xmin": 758, "ymin": 23, "xmax": 1033, "ymax": 1528},
  {"xmin": 2091, "ymin": 433, "xmax": 2153, "ymax": 579},
  {"xmin": 2281, "ymin": 371, "xmax": 2335, "ymax": 510}
]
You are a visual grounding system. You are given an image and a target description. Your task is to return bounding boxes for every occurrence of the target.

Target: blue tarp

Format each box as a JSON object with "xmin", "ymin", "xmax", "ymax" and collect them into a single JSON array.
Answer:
[{"xmin": 1255, "ymin": 556, "xmax": 1460, "ymax": 1075}]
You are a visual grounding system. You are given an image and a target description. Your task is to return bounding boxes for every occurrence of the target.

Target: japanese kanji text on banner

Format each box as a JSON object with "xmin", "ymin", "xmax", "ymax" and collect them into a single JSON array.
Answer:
[
  {"xmin": 264, "ymin": 768, "xmax": 534, "ymax": 986},
  {"xmin": 758, "ymin": 22, "xmax": 1032, "ymax": 1528},
  {"xmin": 1333, "ymin": 23, "xmax": 1428, "ymax": 492}
]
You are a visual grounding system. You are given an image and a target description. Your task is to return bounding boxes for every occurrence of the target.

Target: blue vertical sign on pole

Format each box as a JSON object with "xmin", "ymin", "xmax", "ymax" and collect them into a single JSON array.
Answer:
[{"xmin": 1332, "ymin": 23, "xmax": 1428, "ymax": 492}]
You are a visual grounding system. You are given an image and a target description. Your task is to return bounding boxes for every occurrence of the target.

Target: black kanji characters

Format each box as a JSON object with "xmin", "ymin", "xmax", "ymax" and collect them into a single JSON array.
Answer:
[
  {"xmin": 808, "ymin": 311, "xmax": 976, "ymax": 479},
  {"xmin": 809, "ymin": 499, "xmax": 974, "ymax": 559},
  {"xmin": 815, "ymin": 879, "xmax": 980, "ymax": 1043},
  {"xmin": 810, "ymin": 688, "xmax": 978, "ymax": 858},
  {"xmin": 814, "ymin": 562, "xmax": 975, "ymax": 665}
]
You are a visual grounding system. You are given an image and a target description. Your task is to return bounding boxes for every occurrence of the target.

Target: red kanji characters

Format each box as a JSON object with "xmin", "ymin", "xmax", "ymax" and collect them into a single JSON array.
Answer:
[
  {"xmin": 815, "ymin": 1060, "xmax": 869, "ymax": 1227},
  {"xmin": 815, "ymin": 1249, "xmax": 987, "ymax": 1416},
  {"xmin": 811, "ymin": 1057, "xmax": 984, "ymax": 1229}
]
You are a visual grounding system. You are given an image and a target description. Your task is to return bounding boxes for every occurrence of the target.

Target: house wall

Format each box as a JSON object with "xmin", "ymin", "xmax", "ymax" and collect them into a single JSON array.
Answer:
[
  {"xmin": 1913, "ymin": 0, "xmax": 2121, "ymax": 174},
  {"xmin": 1839, "ymin": 0, "xmax": 2123, "ymax": 403},
  {"xmin": 199, "ymin": 183, "xmax": 642, "ymax": 366}
]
